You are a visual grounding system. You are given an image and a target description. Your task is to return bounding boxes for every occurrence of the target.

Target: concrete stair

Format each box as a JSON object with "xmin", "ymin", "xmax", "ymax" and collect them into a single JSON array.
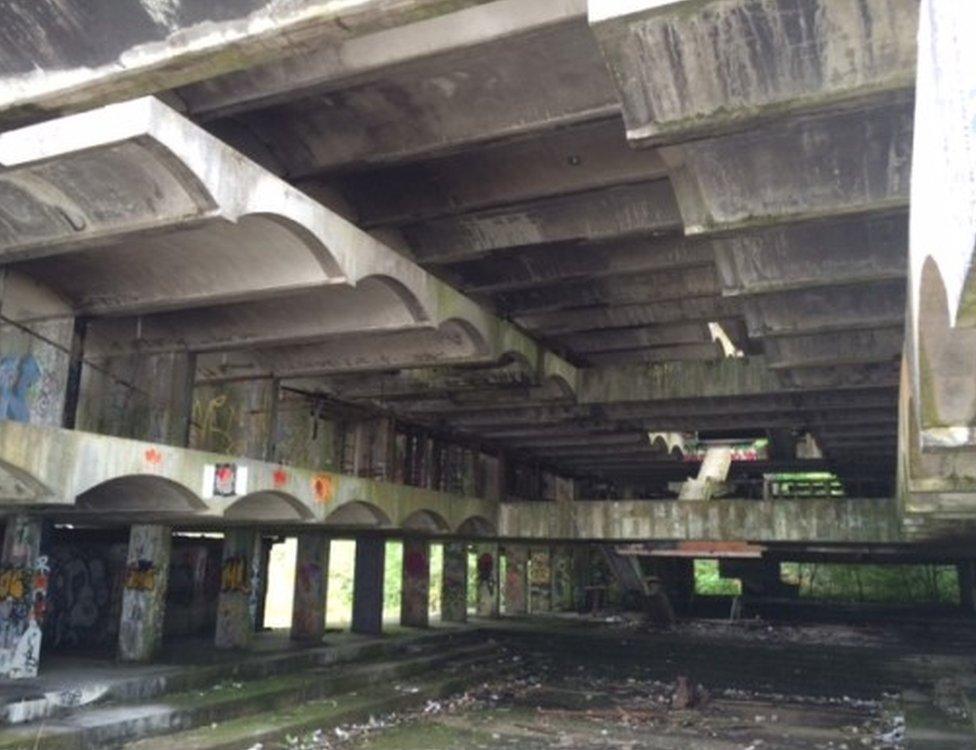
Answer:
[{"xmin": 0, "ymin": 630, "xmax": 506, "ymax": 750}]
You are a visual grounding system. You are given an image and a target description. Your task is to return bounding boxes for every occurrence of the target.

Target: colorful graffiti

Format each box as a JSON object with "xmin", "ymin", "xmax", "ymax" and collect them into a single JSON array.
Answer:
[
  {"xmin": 220, "ymin": 555, "xmax": 250, "ymax": 594},
  {"xmin": 441, "ymin": 543, "xmax": 467, "ymax": 623},
  {"xmin": 123, "ymin": 560, "xmax": 157, "ymax": 592},
  {"xmin": 191, "ymin": 393, "xmax": 244, "ymax": 455},
  {"xmin": 528, "ymin": 548, "xmax": 552, "ymax": 613},
  {"xmin": 0, "ymin": 354, "xmax": 41, "ymax": 422},
  {"xmin": 0, "ymin": 523, "xmax": 52, "ymax": 679},
  {"xmin": 401, "ymin": 541, "xmax": 429, "ymax": 626}
]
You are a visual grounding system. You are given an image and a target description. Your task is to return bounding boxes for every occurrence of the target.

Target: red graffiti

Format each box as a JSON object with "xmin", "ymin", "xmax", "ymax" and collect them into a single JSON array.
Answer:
[
  {"xmin": 144, "ymin": 448, "xmax": 163, "ymax": 466},
  {"xmin": 273, "ymin": 468, "xmax": 289, "ymax": 488},
  {"xmin": 312, "ymin": 474, "xmax": 334, "ymax": 504}
]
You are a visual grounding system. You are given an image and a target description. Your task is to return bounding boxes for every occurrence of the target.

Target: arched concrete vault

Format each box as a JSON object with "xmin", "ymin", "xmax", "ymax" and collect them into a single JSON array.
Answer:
[
  {"xmin": 223, "ymin": 491, "xmax": 314, "ymax": 522},
  {"xmin": 76, "ymin": 474, "xmax": 207, "ymax": 517},
  {"xmin": 324, "ymin": 501, "xmax": 393, "ymax": 529},
  {"xmin": 402, "ymin": 509, "xmax": 451, "ymax": 533},
  {"xmin": 456, "ymin": 515, "xmax": 496, "ymax": 537}
]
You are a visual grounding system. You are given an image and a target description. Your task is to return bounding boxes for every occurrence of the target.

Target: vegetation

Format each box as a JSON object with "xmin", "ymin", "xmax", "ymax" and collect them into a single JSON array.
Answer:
[{"xmin": 780, "ymin": 563, "xmax": 959, "ymax": 605}]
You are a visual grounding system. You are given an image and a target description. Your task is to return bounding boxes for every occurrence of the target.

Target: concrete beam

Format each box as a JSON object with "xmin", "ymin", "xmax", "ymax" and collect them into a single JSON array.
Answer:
[
  {"xmin": 0, "ymin": 97, "xmax": 578, "ymax": 391},
  {"xmin": 327, "ymin": 117, "xmax": 666, "ymax": 225},
  {"xmin": 492, "ymin": 265, "xmax": 719, "ymax": 316},
  {"xmin": 741, "ymin": 281, "xmax": 905, "ymax": 338},
  {"xmin": 500, "ymin": 497, "xmax": 901, "ymax": 542},
  {"xmin": 714, "ymin": 213, "xmax": 907, "ymax": 296},
  {"xmin": 589, "ymin": 0, "xmax": 917, "ymax": 146},
  {"xmin": 662, "ymin": 100, "xmax": 912, "ymax": 234},
  {"xmin": 516, "ymin": 297, "xmax": 743, "ymax": 336},
  {"xmin": 403, "ymin": 180, "xmax": 681, "ymax": 265},
  {"xmin": 763, "ymin": 327, "xmax": 904, "ymax": 370},
  {"xmin": 445, "ymin": 234, "xmax": 715, "ymax": 295},
  {"xmin": 0, "ymin": 420, "xmax": 497, "ymax": 531},
  {"xmin": 0, "ymin": 0, "xmax": 492, "ymax": 125}
]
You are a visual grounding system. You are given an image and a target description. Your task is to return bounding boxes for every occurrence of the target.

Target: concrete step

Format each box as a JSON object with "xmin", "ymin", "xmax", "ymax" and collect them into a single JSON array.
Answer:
[
  {"xmin": 0, "ymin": 638, "xmax": 503, "ymax": 750},
  {"xmin": 123, "ymin": 656, "xmax": 512, "ymax": 750},
  {"xmin": 0, "ymin": 628, "xmax": 484, "ymax": 726}
]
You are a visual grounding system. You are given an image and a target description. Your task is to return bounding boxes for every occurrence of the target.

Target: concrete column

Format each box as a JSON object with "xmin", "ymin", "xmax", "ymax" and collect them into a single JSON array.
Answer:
[
  {"xmin": 503, "ymin": 545, "xmax": 528, "ymax": 616},
  {"xmin": 551, "ymin": 546, "xmax": 574, "ymax": 611},
  {"xmin": 215, "ymin": 530, "xmax": 259, "ymax": 649},
  {"xmin": 291, "ymin": 533, "xmax": 330, "ymax": 642},
  {"xmin": 475, "ymin": 544, "xmax": 500, "ymax": 617},
  {"xmin": 529, "ymin": 547, "xmax": 552, "ymax": 613},
  {"xmin": 352, "ymin": 537, "xmax": 385, "ymax": 635},
  {"xmin": 251, "ymin": 537, "xmax": 270, "ymax": 631},
  {"xmin": 0, "ymin": 516, "xmax": 47, "ymax": 679},
  {"xmin": 958, "ymin": 562, "xmax": 975, "ymax": 615},
  {"xmin": 400, "ymin": 538, "xmax": 430, "ymax": 628},
  {"xmin": 118, "ymin": 524, "xmax": 171, "ymax": 662},
  {"xmin": 441, "ymin": 541, "xmax": 468, "ymax": 623}
]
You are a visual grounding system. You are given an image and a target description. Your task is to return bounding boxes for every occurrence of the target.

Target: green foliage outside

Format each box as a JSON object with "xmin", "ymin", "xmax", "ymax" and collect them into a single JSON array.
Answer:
[
  {"xmin": 780, "ymin": 562, "xmax": 959, "ymax": 605},
  {"xmin": 691, "ymin": 558, "xmax": 959, "ymax": 605},
  {"xmin": 694, "ymin": 559, "xmax": 741, "ymax": 596}
]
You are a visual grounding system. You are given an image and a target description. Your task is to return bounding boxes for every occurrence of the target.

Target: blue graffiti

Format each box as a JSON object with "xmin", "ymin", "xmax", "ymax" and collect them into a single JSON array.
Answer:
[{"xmin": 0, "ymin": 355, "xmax": 41, "ymax": 422}]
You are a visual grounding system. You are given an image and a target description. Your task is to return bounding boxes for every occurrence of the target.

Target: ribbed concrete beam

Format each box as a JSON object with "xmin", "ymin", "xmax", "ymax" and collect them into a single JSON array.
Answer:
[
  {"xmin": 589, "ymin": 0, "xmax": 917, "ymax": 146},
  {"xmin": 763, "ymin": 327, "xmax": 904, "ymax": 370},
  {"xmin": 516, "ymin": 297, "xmax": 743, "ymax": 336},
  {"xmin": 214, "ymin": 3, "xmax": 616, "ymax": 173},
  {"xmin": 552, "ymin": 322, "xmax": 714, "ymax": 354},
  {"xmin": 661, "ymin": 100, "xmax": 913, "ymax": 234},
  {"xmin": 714, "ymin": 213, "xmax": 907, "ymax": 296},
  {"xmin": 493, "ymin": 265, "xmax": 719, "ymax": 316},
  {"xmin": 445, "ymin": 234, "xmax": 715, "ymax": 295},
  {"xmin": 0, "ymin": 97, "xmax": 578, "ymax": 388},
  {"xmin": 741, "ymin": 281, "xmax": 905, "ymax": 338},
  {"xmin": 0, "ymin": 0, "xmax": 495, "ymax": 126},
  {"xmin": 403, "ymin": 180, "xmax": 681, "ymax": 265},
  {"xmin": 327, "ymin": 118, "xmax": 666, "ymax": 226}
]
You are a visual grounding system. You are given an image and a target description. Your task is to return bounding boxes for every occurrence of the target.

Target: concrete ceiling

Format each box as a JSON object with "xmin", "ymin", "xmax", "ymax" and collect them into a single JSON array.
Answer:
[{"xmin": 0, "ymin": 0, "xmax": 917, "ymax": 494}]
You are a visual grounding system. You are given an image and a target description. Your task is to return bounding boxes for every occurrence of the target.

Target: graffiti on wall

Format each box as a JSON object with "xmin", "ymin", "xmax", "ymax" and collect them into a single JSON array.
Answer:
[
  {"xmin": 0, "ymin": 554, "xmax": 49, "ymax": 678},
  {"xmin": 220, "ymin": 556, "xmax": 250, "ymax": 594},
  {"xmin": 504, "ymin": 550, "xmax": 527, "ymax": 614},
  {"xmin": 441, "ymin": 544, "xmax": 467, "ymax": 622},
  {"xmin": 401, "ymin": 543, "xmax": 429, "ymax": 625},
  {"xmin": 123, "ymin": 560, "xmax": 157, "ymax": 592},
  {"xmin": 0, "ymin": 353, "xmax": 62, "ymax": 425},
  {"xmin": 44, "ymin": 544, "xmax": 126, "ymax": 650},
  {"xmin": 192, "ymin": 393, "xmax": 244, "ymax": 455},
  {"xmin": 529, "ymin": 549, "xmax": 552, "ymax": 613}
]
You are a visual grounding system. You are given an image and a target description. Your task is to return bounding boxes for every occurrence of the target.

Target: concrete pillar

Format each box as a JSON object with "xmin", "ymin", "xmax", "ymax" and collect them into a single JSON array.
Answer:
[
  {"xmin": 291, "ymin": 533, "xmax": 330, "ymax": 642},
  {"xmin": 958, "ymin": 562, "xmax": 975, "ymax": 615},
  {"xmin": 215, "ymin": 530, "xmax": 260, "ymax": 649},
  {"xmin": 529, "ymin": 547, "xmax": 552, "ymax": 613},
  {"xmin": 475, "ymin": 544, "xmax": 500, "ymax": 617},
  {"xmin": 352, "ymin": 537, "xmax": 385, "ymax": 635},
  {"xmin": 441, "ymin": 541, "xmax": 468, "ymax": 623},
  {"xmin": 118, "ymin": 524, "xmax": 172, "ymax": 662},
  {"xmin": 400, "ymin": 538, "xmax": 430, "ymax": 628},
  {"xmin": 551, "ymin": 546, "xmax": 574, "ymax": 611},
  {"xmin": 251, "ymin": 537, "xmax": 270, "ymax": 631},
  {"xmin": 0, "ymin": 516, "xmax": 47, "ymax": 679},
  {"xmin": 503, "ymin": 545, "xmax": 528, "ymax": 616}
]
